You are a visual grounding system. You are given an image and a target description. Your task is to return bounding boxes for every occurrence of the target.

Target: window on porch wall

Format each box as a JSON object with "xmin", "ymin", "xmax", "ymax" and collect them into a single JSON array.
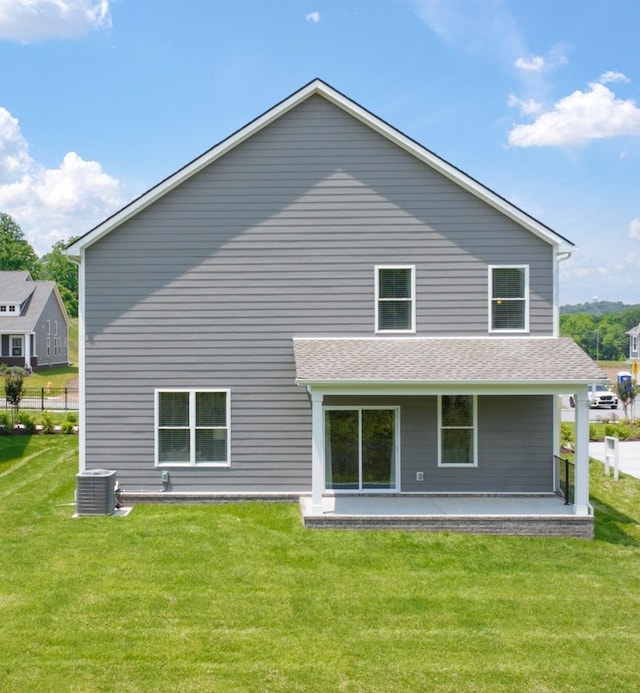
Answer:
[{"xmin": 439, "ymin": 395, "xmax": 477, "ymax": 466}]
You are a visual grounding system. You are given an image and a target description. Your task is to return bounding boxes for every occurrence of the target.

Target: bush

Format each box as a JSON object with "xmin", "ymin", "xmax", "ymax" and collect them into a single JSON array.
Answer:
[
  {"xmin": 0, "ymin": 412, "xmax": 10, "ymax": 431},
  {"xmin": 560, "ymin": 422, "xmax": 574, "ymax": 448},
  {"xmin": 61, "ymin": 412, "xmax": 77, "ymax": 434},
  {"xmin": 17, "ymin": 411, "xmax": 36, "ymax": 433},
  {"xmin": 40, "ymin": 411, "xmax": 55, "ymax": 434}
]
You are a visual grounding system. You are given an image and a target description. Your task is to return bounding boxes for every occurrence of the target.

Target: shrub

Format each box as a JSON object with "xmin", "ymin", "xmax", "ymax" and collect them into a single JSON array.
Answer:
[
  {"xmin": 560, "ymin": 422, "xmax": 574, "ymax": 448},
  {"xmin": 17, "ymin": 411, "xmax": 36, "ymax": 433},
  {"xmin": 0, "ymin": 411, "xmax": 10, "ymax": 431},
  {"xmin": 589, "ymin": 423, "xmax": 597, "ymax": 440},
  {"xmin": 61, "ymin": 412, "xmax": 77, "ymax": 434},
  {"xmin": 604, "ymin": 423, "xmax": 616, "ymax": 438},
  {"xmin": 40, "ymin": 411, "xmax": 55, "ymax": 434}
]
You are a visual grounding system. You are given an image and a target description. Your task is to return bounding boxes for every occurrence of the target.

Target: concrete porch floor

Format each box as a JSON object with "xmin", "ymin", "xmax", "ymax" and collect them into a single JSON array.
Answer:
[{"xmin": 300, "ymin": 495, "xmax": 594, "ymax": 538}]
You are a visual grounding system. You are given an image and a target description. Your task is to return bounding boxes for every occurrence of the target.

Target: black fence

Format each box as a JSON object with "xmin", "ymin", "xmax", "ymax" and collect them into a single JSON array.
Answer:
[
  {"xmin": 554, "ymin": 455, "xmax": 574, "ymax": 505},
  {"xmin": 4, "ymin": 387, "xmax": 79, "ymax": 412}
]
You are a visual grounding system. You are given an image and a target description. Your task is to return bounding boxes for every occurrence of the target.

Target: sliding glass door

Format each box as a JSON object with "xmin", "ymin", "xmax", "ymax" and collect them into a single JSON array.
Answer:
[{"xmin": 325, "ymin": 408, "xmax": 398, "ymax": 490}]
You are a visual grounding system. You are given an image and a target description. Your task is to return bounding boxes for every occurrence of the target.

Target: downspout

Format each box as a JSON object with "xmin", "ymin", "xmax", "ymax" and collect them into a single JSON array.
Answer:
[{"xmin": 554, "ymin": 250, "xmax": 572, "ymax": 338}]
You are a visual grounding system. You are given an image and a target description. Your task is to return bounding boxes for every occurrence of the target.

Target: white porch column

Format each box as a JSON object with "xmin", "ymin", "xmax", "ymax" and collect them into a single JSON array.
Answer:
[
  {"xmin": 310, "ymin": 390, "xmax": 325, "ymax": 515},
  {"xmin": 24, "ymin": 332, "xmax": 31, "ymax": 370},
  {"xmin": 573, "ymin": 389, "xmax": 590, "ymax": 515}
]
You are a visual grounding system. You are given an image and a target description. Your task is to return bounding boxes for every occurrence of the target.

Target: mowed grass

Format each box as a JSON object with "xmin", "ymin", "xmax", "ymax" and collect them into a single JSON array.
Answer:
[{"xmin": 0, "ymin": 437, "xmax": 639, "ymax": 691}]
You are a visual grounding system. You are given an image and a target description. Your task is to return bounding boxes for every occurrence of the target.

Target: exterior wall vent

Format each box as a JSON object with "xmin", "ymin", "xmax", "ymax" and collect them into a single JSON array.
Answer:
[{"xmin": 76, "ymin": 469, "xmax": 117, "ymax": 515}]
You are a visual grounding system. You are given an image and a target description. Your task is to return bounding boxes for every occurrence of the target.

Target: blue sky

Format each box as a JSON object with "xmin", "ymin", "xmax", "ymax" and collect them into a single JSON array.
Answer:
[{"xmin": 0, "ymin": 0, "xmax": 638, "ymax": 305}]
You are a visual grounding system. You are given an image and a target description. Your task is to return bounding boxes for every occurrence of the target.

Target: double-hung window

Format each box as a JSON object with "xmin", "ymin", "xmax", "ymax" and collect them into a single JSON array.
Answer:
[
  {"xmin": 375, "ymin": 266, "xmax": 415, "ymax": 333},
  {"xmin": 489, "ymin": 265, "xmax": 528, "ymax": 332},
  {"xmin": 438, "ymin": 395, "xmax": 477, "ymax": 466},
  {"xmin": 10, "ymin": 335, "xmax": 23, "ymax": 357},
  {"xmin": 156, "ymin": 389, "xmax": 230, "ymax": 466}
]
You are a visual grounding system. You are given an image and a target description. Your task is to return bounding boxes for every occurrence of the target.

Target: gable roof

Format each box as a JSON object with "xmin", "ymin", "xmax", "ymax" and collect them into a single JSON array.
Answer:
[
  {"xmin": 0, "ymin": 272, "xmax": 70, "ymax": 331},
  {"xmin": 293, "ymin": 337, "xmax": 606, "ymax": 387},
  {"xmin": 66, "ymin": 79, "xmax": 573, "ymax": 256}
]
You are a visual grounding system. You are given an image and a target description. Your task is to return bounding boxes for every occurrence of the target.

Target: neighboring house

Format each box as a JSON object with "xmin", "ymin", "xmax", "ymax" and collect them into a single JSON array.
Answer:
[
  {"xmin": 626, "ymin": 323, "xmax": 640, "ymax": 362},
  {"xmin": 66, "ymin": 80, "xmax": 605, "ymax": 537},
  {"xmin": 0, "ymin": 271, "xmax": 70, "ymax": 370}
]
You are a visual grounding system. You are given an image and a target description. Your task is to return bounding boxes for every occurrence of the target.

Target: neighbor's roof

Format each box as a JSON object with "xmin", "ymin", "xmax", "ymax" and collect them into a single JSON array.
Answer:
[
  {"xmin": 0, "ymin": 271, "xmax": 35, "ymax": 303},
  {"xmin": 293, "ymin": 337, "xmax": 606, "ymax": 387},
  {"xmin": 0, "ymin": 271, "xmax": 70, "ymax": 331},
  {"xmin": 66, "ymin": 78, "xmax": 573, "ymax": 255}
]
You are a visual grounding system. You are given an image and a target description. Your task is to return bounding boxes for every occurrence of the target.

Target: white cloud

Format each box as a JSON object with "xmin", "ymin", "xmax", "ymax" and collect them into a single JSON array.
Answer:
[
  {"xmin": 599, "ymin": 71, "xmax": 630, "ymax": 85},
  {"xmin": 0, "ymin": 0, "xmax": 111, "ymax": 43},
  {"xmin": 629, "ymin": 218, "xmax": 640, "ymax": 240},
  {"xmin": 515, "ymin": 55, "xmax": 545, "ymax": 72},
  {"xmin": 409, "ymin": 0, "xmax": 525, "ymax": 60},
  {"xmin": 305, "ymin": 11, "xmax": 320, "ymax": 23},
  {"xmin": 508, "ymin": 81, "xmax": 640, "ymax": 147},
  {"xmin": 507, "ymin": 94, "xmax": 542, "ymax": 115},
  {"xmin": 0, "ymin": 106, "xmax": 123, "ymax": 253}
]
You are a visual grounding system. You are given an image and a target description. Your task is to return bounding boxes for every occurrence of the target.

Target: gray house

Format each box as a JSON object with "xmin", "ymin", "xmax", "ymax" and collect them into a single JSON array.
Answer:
[
  {"xmin": 0, "ymin": 271, "xmax": 70, "ymax": 370},
  {"xmin": 66, "ymin": 80, "xmax": 605, "ymax": 536}
]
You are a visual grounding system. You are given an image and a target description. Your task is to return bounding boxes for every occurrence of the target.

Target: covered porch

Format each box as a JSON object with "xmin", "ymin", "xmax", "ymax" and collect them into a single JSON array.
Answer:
[{"xmin": 293, "ymin": 337, "xmax": 607, "ymax": 538}]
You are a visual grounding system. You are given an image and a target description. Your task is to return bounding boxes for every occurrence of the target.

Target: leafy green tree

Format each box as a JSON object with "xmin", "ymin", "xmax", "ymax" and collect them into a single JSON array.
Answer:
[
  {"xmin": 0, "ymin": 212, "xmax": 42, "ymax": 277},
  {"xmin": 3, "ymin": 365, "xmax": 26, "ymax": 424},
  {"xmin": 40, "ymin": 238, "xmax": 79, "ymax": 317}
]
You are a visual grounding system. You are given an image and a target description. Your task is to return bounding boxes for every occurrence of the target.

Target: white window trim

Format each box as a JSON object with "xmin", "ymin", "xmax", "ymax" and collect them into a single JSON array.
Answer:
[
  {"xmin": 154, "ymin": 388, "xmax": 231, "ymax": 467},
  {"xmin": 488, "ymin": 265, "xmax": 529, "ymax": 333},
  {"xmin": 10, "ymin": 335, "xmax": 24, "ymax": 358},
  {"xmin": 437, "ymin": 395, "xmax": 478, "ymax": 468},
  {"xmin": 324, "ymin": 405, "xmax": 400, "ymax": 492},
  {"xmin": 374, "ymin": 265, "xmax": 416, "ymax": 334}
]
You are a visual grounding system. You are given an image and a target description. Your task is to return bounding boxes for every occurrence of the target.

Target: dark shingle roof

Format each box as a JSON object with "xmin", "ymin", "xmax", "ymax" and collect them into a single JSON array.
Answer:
[{"xmin": 293, "ymin": 337, "xmax": 606, "ymax": 385}]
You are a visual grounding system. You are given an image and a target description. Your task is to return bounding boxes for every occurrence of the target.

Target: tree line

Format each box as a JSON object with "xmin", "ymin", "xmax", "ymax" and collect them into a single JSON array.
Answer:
[
  {"xmin": 560, "ymin": 303, "xmax": 640, "ymax": 361},
  {"xmin": 0, "ymin": 212, "xmax": 78, "ymax": 318},
  {"xmin": 2, "ymin": 205, "xmax": 639, "ymax": 358}
]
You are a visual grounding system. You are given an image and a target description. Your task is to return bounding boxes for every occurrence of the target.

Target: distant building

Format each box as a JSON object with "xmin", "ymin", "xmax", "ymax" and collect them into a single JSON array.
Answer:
[{"xmin": 0, "ymin": 271, "xmax": 70, "ymax": 370}]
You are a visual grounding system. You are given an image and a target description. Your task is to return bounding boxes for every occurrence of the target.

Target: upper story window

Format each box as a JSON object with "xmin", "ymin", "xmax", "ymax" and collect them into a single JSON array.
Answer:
[
  {"xmin": 0, "ymin": 304, "xmax": 18, "ymax": 316},
  {"xmin": 375, "ymin": 266, "xmax": 415, "ymax": 333},
  {"xmin": 489, "ymin": 265, "xmax": 529, "ymax": 332}
]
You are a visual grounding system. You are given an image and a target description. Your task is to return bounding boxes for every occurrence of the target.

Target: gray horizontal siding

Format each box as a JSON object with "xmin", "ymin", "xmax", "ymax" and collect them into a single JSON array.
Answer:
[
  {"xmin": 84, "ymin": 95, "xmax": 555, "ymax": 492},
  {"xmin": 324, "ymin": 394, "xmax": 553, "ymax": 493}
]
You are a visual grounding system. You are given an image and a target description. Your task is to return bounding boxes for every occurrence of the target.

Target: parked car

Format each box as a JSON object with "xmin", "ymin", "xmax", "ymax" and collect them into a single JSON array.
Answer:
[{"xmin": 569, "ymin": 384, "xmax": 618, "ymax": 409}]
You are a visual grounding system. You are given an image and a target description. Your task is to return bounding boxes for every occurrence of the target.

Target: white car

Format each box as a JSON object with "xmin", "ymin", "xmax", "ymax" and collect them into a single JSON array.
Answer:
[{"xmin": 569, "ymin": 384, "xmax": 618, "ymax": 409}]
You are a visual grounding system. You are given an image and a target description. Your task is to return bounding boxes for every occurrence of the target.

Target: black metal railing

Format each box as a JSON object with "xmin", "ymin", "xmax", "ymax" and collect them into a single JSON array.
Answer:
[
  {"xmin": 554, "ymin": 455, "xmax": 574, "ymax": 505},
  {"xmin": 4, "ymin": 387, "xmax": 78, "ymax": 411}
]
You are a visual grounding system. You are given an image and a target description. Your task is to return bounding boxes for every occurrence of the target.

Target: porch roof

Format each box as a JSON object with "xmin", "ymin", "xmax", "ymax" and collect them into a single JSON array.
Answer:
[{"xmin": 293, "ymin": 337, "xmax": 607, "ymax": 387}]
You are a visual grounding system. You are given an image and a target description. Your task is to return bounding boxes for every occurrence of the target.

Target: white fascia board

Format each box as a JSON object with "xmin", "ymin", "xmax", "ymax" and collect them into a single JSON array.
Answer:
[
  {"xmin": 315, "ymin": 83, "xmax": 573, "ymax": 251},
  {"xmin": 65, "ymin": 81, "xmax": 325, "ymax": 254},
  {"xmin": 64, "ymin": 78, "xmax": 572, "ymax": 254},
  {"xmin": 297, "ymin": 380, "xmax": 605, "ymax": 395}
]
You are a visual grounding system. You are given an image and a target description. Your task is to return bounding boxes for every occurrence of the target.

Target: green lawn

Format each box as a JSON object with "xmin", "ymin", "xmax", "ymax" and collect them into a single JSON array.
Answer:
[{"xmin": 0, "ymin": 437, "xmax": 639, "ymax": 691}]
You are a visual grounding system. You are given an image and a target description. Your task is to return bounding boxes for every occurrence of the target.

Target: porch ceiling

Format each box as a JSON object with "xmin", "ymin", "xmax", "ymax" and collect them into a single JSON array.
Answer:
[{"xmin": 293, "ymin": 337, "xmax": 607, "ymax": 389}]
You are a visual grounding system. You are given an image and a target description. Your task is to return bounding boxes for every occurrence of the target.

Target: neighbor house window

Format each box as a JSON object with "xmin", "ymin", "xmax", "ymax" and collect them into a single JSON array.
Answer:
[
  {"xmin": 375, "ymin": 266, "xmax": 415, "ymax": 332},
  {"xmin": 156, "ymin": 389, "xmax": 230, "ymax": 466},
  {"xmin": 10, "ymin": 336, "xmax": 23, "ymax": 357},
  {"xmin": 438, "ymin": 395, "xmax": 477, "ymax": 466},
  {"xmin": 489, "ymin": 266, "xmax": 528, "ymax": 332}
]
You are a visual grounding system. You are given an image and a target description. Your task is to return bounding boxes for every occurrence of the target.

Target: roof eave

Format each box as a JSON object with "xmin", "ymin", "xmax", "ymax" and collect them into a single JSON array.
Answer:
[
  {"xmin": 64, "ymin": 78, "xmax": 572, "ymax": 254},
  {"xmin": 297, "ymin": 378, "xmax": 607, "ymax": 389}
]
